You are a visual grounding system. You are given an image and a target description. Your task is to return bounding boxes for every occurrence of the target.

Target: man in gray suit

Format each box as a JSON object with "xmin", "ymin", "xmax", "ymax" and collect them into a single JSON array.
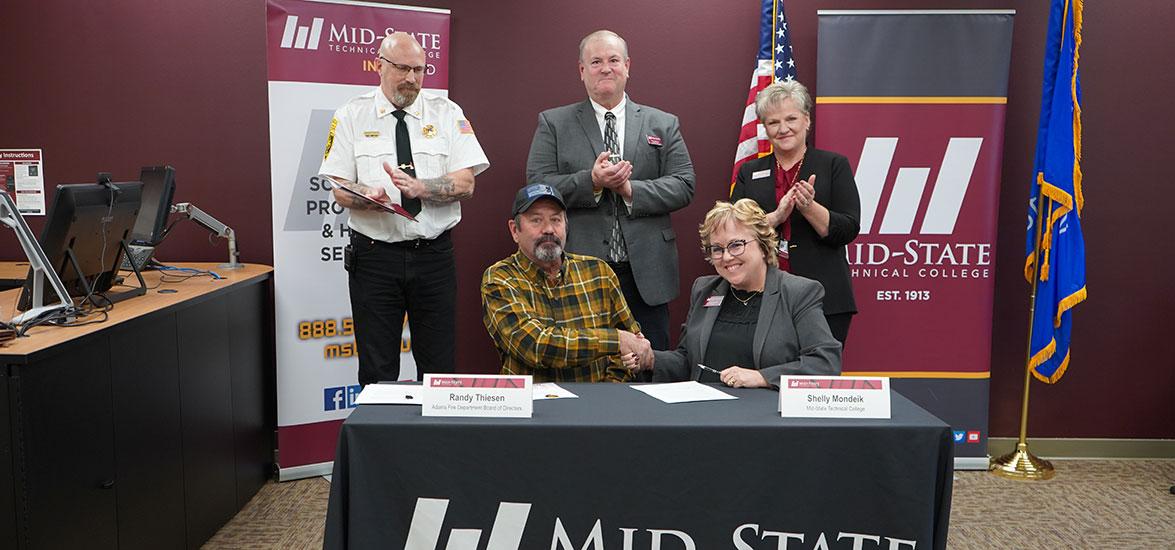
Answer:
[{"xmin": 526, "ymin": 30, "xmax": 695, "ymax": 355}]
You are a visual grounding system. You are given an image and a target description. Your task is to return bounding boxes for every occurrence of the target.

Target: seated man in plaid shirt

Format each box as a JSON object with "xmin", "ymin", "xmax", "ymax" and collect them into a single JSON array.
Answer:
[{"xmin": 481, "ymin": 184, "xmax": 652, "ymax": 382}]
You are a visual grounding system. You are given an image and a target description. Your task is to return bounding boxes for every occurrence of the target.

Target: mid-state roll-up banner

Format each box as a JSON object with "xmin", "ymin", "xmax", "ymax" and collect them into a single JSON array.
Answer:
[
  {"xmin": 816, "ymin": 10, "xmax": 1014, "ymax": 467},
  {"xmin": 266, "ymin": 0, "xmax": 451, "ymax": 478}
]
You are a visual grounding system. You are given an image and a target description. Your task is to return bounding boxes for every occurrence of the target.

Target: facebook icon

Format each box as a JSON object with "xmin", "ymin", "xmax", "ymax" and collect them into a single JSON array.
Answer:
[{"xmin": 324, "ymin": 385, "xmax": 363, "ymax": 411}]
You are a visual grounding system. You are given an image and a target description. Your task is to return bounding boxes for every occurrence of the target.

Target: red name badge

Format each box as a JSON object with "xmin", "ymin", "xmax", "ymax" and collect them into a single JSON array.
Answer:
[{"xmin": 646, "ymin": 134, "xmax": 663, "ymax": 146}]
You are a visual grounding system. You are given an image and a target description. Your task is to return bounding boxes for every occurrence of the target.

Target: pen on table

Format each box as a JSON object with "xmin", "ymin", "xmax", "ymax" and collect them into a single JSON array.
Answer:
[{"xmin": 697, "ymin": 364, "xmax": 723, "ymax": 376}]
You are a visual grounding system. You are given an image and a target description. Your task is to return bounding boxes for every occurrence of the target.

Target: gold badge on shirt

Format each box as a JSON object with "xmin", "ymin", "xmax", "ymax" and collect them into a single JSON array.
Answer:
[
  {"xmin": 422, "ymin": 124, "xmax": 437, "ymax": 139},
  {"xmin": 363, "ymin": 131, "xmax": 380, "ymax": 138},
  {"xmin": 323, "ymin": 118, "xmax": 338, "ymax": 160}
]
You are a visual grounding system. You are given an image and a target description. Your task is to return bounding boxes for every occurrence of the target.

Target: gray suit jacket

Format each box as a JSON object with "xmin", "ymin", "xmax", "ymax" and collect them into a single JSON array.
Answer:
[
  {"xmin": 652, "ymin": 268, "xmax": 842, "ymax": 387},
  {"xmin": 526, "ymin": 99, "xmax": 695, "ymax": 306}
]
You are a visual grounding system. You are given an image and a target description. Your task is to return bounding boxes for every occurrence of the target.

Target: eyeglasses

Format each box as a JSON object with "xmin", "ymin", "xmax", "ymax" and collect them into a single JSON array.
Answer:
[
  {"xmin": 703, "ymin": 239, "xmax": 749, "ymax": 260},
  {"xmin": 379, "ymin": 56, "xmax": 426, "ymax": 76}
]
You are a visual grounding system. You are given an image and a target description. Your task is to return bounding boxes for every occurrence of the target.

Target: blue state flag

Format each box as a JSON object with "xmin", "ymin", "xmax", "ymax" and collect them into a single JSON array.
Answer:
[{"xmin": 1025, "ymin": 0, "xmax": 1086, "ymax": 383}]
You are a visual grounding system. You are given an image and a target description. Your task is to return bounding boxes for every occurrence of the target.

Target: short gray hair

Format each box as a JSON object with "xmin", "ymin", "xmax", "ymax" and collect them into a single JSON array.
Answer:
[
  {"xmin": 578, "ymin": 30, "xmax": 628, "ymax": 62},
  {"xmin": 754, "ymin": 80, "xmax": 813, "ymax": 121}
]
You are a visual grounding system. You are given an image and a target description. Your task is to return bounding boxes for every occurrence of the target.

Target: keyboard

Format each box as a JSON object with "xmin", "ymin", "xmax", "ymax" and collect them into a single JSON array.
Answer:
[{"xmin": 120, "ymin": 245, "xmax": 156, "ymax": 272}]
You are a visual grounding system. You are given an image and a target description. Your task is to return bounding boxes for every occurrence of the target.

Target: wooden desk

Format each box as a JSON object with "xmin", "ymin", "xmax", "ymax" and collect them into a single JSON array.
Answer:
[{"xmin": 0, "ymin": 263, "xmax": 275, "ymax": 550}]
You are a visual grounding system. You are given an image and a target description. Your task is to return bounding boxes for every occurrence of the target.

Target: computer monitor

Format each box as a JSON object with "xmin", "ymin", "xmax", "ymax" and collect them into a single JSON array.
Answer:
[
  {"xmin": 17, "ymin": 182, "xmax": 144, "ymax": 311},
  {"xmin": 130, "ymin": 165, "xmax": 175, "ymax": 246}
]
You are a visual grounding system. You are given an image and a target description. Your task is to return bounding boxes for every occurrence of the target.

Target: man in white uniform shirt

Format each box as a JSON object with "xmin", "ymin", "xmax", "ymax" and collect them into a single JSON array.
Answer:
[{"xmin": 320, "ymin": 32, "xmax": 489, "ymax": 384}]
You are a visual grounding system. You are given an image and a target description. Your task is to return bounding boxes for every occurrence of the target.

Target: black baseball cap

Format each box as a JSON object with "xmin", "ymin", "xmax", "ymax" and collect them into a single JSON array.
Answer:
[{"xmin": 511, "ymin": 184, "xmax": 566, "ymax": 217}]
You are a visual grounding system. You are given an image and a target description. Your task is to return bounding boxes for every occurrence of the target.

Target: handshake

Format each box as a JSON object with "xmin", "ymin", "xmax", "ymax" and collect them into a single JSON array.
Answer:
[{"xmin": 618, "ymin": 330, "xmax": 654, "ymax": 374}]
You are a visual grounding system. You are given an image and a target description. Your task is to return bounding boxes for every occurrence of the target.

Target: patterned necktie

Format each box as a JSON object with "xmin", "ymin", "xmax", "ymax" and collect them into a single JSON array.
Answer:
[
  {"xmin": 603, "ymin": 112, "xmax": 628, "ymax": 262},
  {"xmin": 392, "ymin": 109, "xmax": 421, "ymax": 216}
]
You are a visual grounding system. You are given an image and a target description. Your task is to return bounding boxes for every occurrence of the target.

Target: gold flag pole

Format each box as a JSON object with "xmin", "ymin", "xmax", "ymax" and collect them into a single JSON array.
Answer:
[{"xmin": 990, "ymin": 190, "xmax": 1055, "ymax": 480}]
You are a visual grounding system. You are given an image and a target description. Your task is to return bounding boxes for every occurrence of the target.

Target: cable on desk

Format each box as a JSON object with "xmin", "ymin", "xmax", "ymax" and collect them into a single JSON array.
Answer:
[
  {"xmin": 14, "ymin": 299, "xmax": 110, "ymax": 336},
  {"xmin": 154, "ymin": 263, "xmax": 223, "ymax": 282}
]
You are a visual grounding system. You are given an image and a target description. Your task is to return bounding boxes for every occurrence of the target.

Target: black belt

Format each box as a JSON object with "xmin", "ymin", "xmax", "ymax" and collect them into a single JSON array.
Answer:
[{"xmin": 355, "ymin": 230, "xmax": 450, "ymax": 249}]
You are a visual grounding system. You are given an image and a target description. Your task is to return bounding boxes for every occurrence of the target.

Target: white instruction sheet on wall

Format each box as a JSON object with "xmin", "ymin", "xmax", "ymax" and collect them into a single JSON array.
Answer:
[{"xmin": 0, "ymin": 149, "xmax": 46, "ymax": 215}]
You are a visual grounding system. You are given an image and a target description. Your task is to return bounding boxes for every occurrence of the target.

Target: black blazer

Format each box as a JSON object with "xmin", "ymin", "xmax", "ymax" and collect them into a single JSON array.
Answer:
[
  {"xmin": 651, "ymin": 269, "xmax": 842, "ymax": 387},
  {"xmin": 731, "ymin": 148, "xmax": 860, "ymax": 315}
]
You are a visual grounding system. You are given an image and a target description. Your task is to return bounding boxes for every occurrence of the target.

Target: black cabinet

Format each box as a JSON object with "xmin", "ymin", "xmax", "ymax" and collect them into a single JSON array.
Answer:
[
  {"xmin": 13, "ymin": 338, "xmax": 119, "ymax": 550},
  {"xmin": 109, "ymin": 316, "xmax": 185, "ymax": 550},
  {"xmin": 0, "ymin": 268, "xmax": 273, "ymax": 550}
]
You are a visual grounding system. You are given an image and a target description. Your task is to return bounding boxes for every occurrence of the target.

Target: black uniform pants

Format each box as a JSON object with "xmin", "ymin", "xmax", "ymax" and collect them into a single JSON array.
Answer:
[{"xmin": 347, "ymin": 230, "xmax": 455, "ymax": 385}]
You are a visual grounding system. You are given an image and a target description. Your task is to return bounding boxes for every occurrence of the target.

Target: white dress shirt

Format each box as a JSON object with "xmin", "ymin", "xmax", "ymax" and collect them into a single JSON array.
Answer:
[{"xmin": 319, "ymin": 88, "xmax": 489, "ymax": 242}]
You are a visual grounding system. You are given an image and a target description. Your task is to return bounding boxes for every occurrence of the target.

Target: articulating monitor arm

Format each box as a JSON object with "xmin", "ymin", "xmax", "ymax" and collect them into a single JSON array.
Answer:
[{"xmin": 170, "ymin": 202, "xmax": 243, "ymax": 269}]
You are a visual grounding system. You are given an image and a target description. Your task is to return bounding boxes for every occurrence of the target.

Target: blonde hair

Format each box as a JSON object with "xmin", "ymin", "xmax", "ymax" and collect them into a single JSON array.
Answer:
[
  {"xmin": 698, "ymin": 199, "xmax": 779, "ymax": 267},
  {"xmin": 754, "ymin": 80, "xmax": 813, "ymax": 121}
]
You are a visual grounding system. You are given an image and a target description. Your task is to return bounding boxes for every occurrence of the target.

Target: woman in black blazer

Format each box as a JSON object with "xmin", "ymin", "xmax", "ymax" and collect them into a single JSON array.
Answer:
[
  {"xmin": 626, "ymin": 200, "xmax": 841, "ymax": 388},
  {"xmin": 730, "ymin": 80, "xmax": 861, "ymax": 345}
]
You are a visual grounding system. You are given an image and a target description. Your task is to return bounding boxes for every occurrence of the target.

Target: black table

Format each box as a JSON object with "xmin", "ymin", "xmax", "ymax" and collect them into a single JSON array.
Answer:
[{"xmin": 325, "ymin": 383, "xmax": 952, "ymax": 550}]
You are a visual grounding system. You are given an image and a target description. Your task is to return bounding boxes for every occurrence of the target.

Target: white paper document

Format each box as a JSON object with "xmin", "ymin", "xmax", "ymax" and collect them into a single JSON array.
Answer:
[
  {"xmin": 354, "ymin": 383, "xmax": 421, "ymax": 405},
  {"xmin": 630, "ymin": 381, "xmax": 738, "ymax": 404},
  {"xmin": 533, "ymin": 383, "xmax": 578, "ymax": 400}
]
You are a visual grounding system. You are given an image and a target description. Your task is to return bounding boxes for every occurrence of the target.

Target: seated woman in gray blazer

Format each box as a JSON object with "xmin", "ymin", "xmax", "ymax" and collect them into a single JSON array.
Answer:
[{"xmin": 626, "ymin": 199, "xmax": 841, "ymax": 388}]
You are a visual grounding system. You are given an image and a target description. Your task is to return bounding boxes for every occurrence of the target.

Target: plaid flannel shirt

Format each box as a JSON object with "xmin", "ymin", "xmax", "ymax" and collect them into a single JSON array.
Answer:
[{"xmin": 481, "ymin": 251, "xmax": 639, "ymax": 382}]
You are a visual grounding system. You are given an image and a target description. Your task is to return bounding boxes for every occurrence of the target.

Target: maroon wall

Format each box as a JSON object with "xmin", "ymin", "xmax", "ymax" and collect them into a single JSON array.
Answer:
[{"xmin": 2, "ymin": 0, "xmax": 1171, "ymax": 438}]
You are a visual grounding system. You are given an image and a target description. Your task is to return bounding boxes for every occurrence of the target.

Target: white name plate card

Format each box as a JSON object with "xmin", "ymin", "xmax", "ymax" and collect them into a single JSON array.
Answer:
[
  {"xmin": 422, "ymin": 374, "xmax": 533, "ymax": 418},
  {"xmin": 779, "ymin": 375, "xmax": 891, "ymax": 419}
]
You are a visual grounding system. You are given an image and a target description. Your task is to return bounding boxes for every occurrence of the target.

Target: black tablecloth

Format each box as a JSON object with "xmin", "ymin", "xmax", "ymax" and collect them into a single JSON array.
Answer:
[{"xmin": 324, "ymin": 383, "xmax": 952, "ymax": 550}]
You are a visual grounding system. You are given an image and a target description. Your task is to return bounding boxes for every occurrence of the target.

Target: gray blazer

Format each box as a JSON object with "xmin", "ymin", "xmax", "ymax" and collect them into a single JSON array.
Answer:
[
  {"xmin": 652, "ymin": 268, "xmax": 842, "ymax": 387},
  {"xmin": 526, "ymin": 99, "xmax": 695, "ymax": 306}
]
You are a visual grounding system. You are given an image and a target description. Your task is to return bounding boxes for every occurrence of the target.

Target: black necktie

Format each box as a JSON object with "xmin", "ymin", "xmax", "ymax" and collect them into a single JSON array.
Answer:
[{"xmin": 392, "ymin": 109, "xmax": 421, "ymax": 216}]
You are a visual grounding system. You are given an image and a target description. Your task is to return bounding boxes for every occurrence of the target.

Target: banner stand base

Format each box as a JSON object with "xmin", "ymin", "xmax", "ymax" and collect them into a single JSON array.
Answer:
[
  {"xmin": 279, "ymin": 461, "xmax": 333, "ymax": 482},
  {"xmin": 955, "ymin": 456, "xmax": 990, "ymax": 470}
]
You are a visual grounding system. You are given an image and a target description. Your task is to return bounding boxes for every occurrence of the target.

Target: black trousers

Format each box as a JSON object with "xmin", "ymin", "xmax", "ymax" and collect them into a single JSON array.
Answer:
[
  {"xmin": 825, "ymin": 312, "xmax": 853, "ymax": 348},
  {"xmin": 609, "ymin": 261, "xmax": 669, "ymax": 382},
  {"xmin": 347, "ymin": 231, "xmax": 455, "ymax": 385}
]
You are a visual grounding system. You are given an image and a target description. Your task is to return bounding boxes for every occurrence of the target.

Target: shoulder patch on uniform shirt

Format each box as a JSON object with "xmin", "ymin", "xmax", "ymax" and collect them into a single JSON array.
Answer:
[
  {"xmin": 323, "ymin": 117, "xmax": 338, "ymax": 160},
  {"xmin": 457, "ymin": 119, "xmax": 474, "ymax": 134}
]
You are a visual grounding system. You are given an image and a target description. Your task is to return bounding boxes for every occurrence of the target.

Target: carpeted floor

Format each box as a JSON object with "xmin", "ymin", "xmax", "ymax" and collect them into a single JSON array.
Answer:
[{"xmin": 203, "ymin": 459, "xmax": 1175, "ymax": 549}]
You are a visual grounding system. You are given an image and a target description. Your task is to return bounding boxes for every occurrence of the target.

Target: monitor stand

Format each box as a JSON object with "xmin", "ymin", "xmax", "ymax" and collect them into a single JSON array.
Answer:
[
  {"xmin": 104, "ymin": 239, "xmax": 148, "ymax": 304},
  {"xmin": 0, "ymin": 192, "xmax": 74, "ymax": 326},
  {"xmin": 65, "ymin": 239, "xmax": 147, "ymax": 307}
]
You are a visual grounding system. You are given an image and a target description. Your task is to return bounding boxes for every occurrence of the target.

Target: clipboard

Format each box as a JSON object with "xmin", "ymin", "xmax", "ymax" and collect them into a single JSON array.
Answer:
[{"xmin": 320, "ymin": 174, "xmax": 417, "ymax": 222}]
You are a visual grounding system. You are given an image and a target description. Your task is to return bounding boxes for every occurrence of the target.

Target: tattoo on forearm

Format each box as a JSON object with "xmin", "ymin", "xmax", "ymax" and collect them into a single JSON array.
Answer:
[{"xmin": 420, "ymin": 175, "xmax": 472, "ymax": 203}]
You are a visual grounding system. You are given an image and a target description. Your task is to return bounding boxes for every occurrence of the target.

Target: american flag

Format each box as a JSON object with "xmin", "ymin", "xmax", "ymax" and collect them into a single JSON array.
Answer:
[{"xmin": 731, "ymin": 0, "xmax": 797, "ymax": 190}]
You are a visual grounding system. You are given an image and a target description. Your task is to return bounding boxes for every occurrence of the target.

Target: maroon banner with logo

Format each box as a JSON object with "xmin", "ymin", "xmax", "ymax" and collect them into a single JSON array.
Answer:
[
  {"xmin": 820, "ymin": 104, "xmax": 1003, "ymax": 374},
  {"xmin": 267, "ymin": 0, "xmax": 449, "ymax": 87},
  {"xmin": 816, "ymin": 10, "xmax": 1015, "ymax": 466}
]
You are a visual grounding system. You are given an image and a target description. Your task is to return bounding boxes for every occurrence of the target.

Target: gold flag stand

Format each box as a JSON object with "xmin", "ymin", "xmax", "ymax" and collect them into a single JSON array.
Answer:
[{"xmin": 990, "ymin": 192, "xmax": 1056, "ymax": 480}]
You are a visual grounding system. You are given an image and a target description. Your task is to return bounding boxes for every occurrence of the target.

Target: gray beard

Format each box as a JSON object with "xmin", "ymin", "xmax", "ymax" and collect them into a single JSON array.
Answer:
[
  {"xmin": 393, "ymin": 86, "xmax": 420, "ymax": 107},
  {"xmin": 534, "ymin": 242, "xmax": 563, "ymax": 263}
]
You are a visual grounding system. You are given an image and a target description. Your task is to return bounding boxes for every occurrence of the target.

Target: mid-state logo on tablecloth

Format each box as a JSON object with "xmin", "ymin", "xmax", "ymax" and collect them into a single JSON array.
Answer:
[{"xmin": 401, "ymin": 497, "xmax": 919, "ymax": 549}]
